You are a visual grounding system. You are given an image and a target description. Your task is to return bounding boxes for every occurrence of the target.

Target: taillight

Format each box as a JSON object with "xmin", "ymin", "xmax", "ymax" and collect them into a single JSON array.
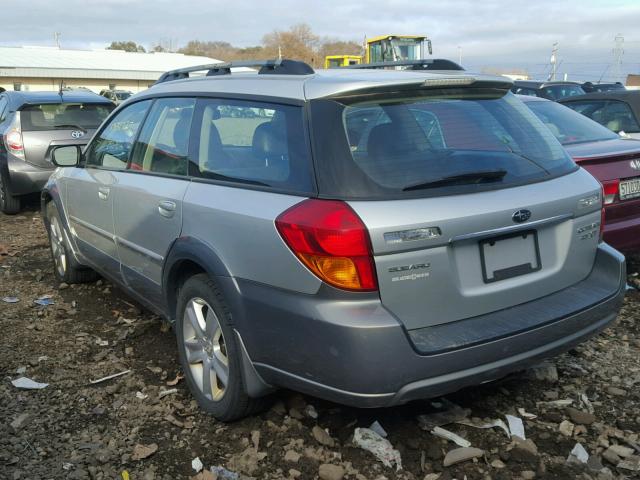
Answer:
[
  {"xmin": 4, "ymin": 113, "xmax": 24, "ymax": 158},
  {"xmin": 275, "ymin": 199, "xmax": 378, "ymax": 291},
  {"xmin": 602, "ymin": 180, "xmax": 619, "ymax": 205}
]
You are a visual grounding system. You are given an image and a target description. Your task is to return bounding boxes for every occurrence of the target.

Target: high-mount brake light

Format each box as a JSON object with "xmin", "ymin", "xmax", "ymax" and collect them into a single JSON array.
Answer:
[{"xmin": 275, "ymin": 199, "xmax": 378, "ymax": 292}]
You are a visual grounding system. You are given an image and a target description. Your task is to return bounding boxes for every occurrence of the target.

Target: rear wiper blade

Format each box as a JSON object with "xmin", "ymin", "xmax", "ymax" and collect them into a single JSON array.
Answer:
[
  {"xmin": 53, "ymin": 124, "xmax": 87, "ymax": 132},
  {"xmin": 402, "ymin": 170, "xmax": 507, "ymax": 191}
]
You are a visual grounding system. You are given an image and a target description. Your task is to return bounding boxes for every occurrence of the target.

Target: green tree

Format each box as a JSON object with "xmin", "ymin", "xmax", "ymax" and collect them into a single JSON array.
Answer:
[{"xmin": 107, "ymin": 41, "xmax": 146, "ymax": 53}]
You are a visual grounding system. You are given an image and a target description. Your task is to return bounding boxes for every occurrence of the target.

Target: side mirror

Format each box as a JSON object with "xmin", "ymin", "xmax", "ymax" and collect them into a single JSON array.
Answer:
[{"xmin": 51, "ymin": 145, "xmax": 81, "ymax": 167}]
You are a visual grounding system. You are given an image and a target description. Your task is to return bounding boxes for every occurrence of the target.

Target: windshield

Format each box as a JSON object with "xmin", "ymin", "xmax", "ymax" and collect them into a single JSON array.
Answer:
[
  {"xmin": 20, "ymin": 103, "xmax": 114, "ymax": 131},
  {"xmin": 116, "ymin": 92, "xmax": 132, "ymax": 100},
  {"xmin": 541, "ymin": 84, "xmax": 585, "ymax": 100},
  {"xmin": 310, "ymin": 89, "xmax": 577, "ymax": 199},
  {"xmin": 526, "ymin": 100, "xmax": 619, "ymax": 145}
]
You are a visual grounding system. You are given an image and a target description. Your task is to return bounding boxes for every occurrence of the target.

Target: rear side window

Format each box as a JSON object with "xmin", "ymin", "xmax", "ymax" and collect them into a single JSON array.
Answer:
[
  {"xmin": 311, "ymin": 89, "xmax": 577, "ymax": 199},
  {"xmin": 0, "ymin": 96, "xmax": 8, "ymax": 122},
  {"xmin": 130, "ymin": 98, "xmax": 195, "ymax": 176},
  {"xmin": 540, "ymin": 85, "xmax": 585, "ymax": 100},
  {"xmin": 85, "ymin": 100, "xmax": 151, "ymax": 169},
  {"xmin": 190, "ymin": 98, "xmax": 314, "ymax": 193},
  {"xmin": 20, "ymin": 103, "xmax": 114, "ymax": 131},
  {"xmin": 565, "ymin": 100, "xmax": 640, "ymax": 133}
]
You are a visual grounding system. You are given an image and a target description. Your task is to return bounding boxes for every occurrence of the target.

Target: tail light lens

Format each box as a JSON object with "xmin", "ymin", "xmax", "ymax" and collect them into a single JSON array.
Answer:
[
  {"xmin": 4, "ymin": 113, "xmax": 24, "ymax": 159},
  {"xmin": 275, "ymin": 199, "xmax": 378, "ymax": 291},
  {"xmin": 602, "ymin": 180, "xmax": 619, "ymax": 205}
]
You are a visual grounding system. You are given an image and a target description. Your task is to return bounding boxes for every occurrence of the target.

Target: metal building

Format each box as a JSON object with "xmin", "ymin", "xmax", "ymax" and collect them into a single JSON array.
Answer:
[{"xmin": 0, "ymin": 46, "xmax": 220, "ymax": 93}]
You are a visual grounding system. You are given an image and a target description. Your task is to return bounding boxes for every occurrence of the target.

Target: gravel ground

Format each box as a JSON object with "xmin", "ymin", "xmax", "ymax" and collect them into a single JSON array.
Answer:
[{"xmin": 1, "ymin": 205, "xmax": 639, "ymax": 480}]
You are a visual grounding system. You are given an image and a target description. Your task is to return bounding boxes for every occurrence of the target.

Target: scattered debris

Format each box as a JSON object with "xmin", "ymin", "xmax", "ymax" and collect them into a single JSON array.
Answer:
[
  {"xmin": 210, "ymin": 465, "xmax": 240, "ymax": 480},
  {"xmin": 618, "ymin": 456, "xmax": 640, "ymax": 472},
  {"xmin": 191, "ymin": 457, "xmax": 203, "ymax": 473},
  {"xmin": 11, "ymin": 377, "xmax": 48, "ymax": 389},
  {"xmin": 318, "ymin": 463, "xmax": 345, "ymax": 480},
  {"xmin": 312, "ymin": 425, "xmax": 335, "ymax": 447},
  {"xmin": 517, "ymin": 408, "xmax": 537, "ymax": 420},
  {"xmin": 443, "ymin": 447, "xmax": 484, "ymax": 467},
  {"xmin": 506, "ymin": 414, "xmax": 526, "ymax": 440},
  {"xmin": 418, "ymin": 399, "xmax": 470, "ymax": 430},
  {"xmin": 89, "ymin": 369, "xmax": 131, "ymax": 384},
  {"xmin": 166, "ymin": 373, "xmax": 184, "ymax": 386},
  {"xmin": 304, "ymin": 404, "xmax": 318, "ymax": 419},
  {"xmin": 369, "ymin": 420, "xmax": 388, "ymax": 438},
  {"xmin": 559, "ymin": 420, "xmax": 575, "ymax": 437},
  {"xmin": 457, "ymin": 418, "xmax": 510, "ymax": 438},
  {"xmin": 131, "ymin": 443, "xmax": 158, "ymax": 461},
  {"xmin": 353, "ymin": 427, "xmax": 402, "ymax": 470},
  {"xmin": 536, "ymin": 398, "xmax": 574, "ymax": 408},
  {"xmin": 135, "ymin": 391, "xmax": 148, "ymax": 400},
  {"xmin": 158, "ymin": 388, "xmax": 178, "ymax": 398},
  {"xmin": 34, "ymin": 295, "xmax": 54, "ymax": 306},
  {"xmin": 567, "ymin": 443, "xmax": 589, "ymax": 464},
  {"xmin": 2, "ymin": 296, "xmax": 19, "ymax": 303},
  {"xmin": 431, "ymin": 426, "xmax": 471, "ymax": 448},
  {"xmin": 528, "ymin": 361, "xmax": 559, "ymax": 382}
]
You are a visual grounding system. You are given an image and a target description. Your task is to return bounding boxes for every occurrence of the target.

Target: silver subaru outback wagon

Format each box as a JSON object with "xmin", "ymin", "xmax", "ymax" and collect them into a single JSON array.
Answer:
[{"xmin": 42, "ymin": 59, "xmax": 626, "ymax": 421}]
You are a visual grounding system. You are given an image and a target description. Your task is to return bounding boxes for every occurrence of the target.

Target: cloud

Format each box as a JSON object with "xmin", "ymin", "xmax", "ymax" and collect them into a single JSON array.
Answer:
[{"xmin": 1, "ymin": 0, "xmax": 638, "ymax": 81}]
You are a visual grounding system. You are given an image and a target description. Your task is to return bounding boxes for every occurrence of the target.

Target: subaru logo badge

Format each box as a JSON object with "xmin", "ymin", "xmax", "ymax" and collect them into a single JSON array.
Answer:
[
  {"xmin": 512, "ymin": 209, "xmax": 531, "ymax": 223},
  {"xmin": 71, "ymin": 130, "xmax": 84, "ymax": 139},
  {"xmin": 631, "ymin": 159, "xmax": 640, "ymax": 171}
]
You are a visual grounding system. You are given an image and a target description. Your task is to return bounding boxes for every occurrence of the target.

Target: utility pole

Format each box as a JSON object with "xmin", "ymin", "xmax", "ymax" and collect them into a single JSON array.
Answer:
[
  {"xmin": 613, "ymin": 34, "xmax": 624, "ymax": 82},
  {"xmin": 548, "ymin": 42, "xmax": 558, "ymax": 81},
  {"xmin": 54, "ymin": 32, "xmax": 61, "ymax": 49}
]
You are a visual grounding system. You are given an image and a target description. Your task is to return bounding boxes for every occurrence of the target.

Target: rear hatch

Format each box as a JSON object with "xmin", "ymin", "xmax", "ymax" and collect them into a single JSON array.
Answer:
[
  {"xmin": 311, "ymin": 82, "xmax": 603, "ymax": 331},
  {"xmin": 19, "ymin": 102, "xmax": 113, "ymax": 168}
]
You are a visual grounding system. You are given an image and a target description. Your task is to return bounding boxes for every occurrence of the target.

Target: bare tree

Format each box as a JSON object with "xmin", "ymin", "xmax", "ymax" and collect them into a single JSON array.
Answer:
[
  {"xmin": 262, "ymin": 23, "xmax": 319, "ymax": 66},
  {"xmin": 107, "ymin": 41, "xmax": 146, "ymax": 53}
]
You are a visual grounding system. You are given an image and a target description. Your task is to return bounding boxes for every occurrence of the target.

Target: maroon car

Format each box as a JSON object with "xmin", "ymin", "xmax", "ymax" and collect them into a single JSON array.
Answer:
[{"xmin": 521, "ymin": 95, "xmax": 640, "ymax": 253}]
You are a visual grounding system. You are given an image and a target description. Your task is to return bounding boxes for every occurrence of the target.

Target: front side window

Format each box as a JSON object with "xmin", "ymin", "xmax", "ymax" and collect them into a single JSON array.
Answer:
[
  {"xmin": 311, "ymin": 89, "xmax": 577, "ymax": 199},
  {"xmin": 190, "ymin": 98, "xmax": 313, "ymax": 193},
  {"xmin": 85, "ymin": 100, "xmax": 151, "ymax": 169},
  {"xmin": 526, "ymin": 100, "xmax": 618, "ymax": 145},
  {"xmin": 564, "ymin": 100, "xmax": 640, "ymax": 133},
  {"xmin": 20, "ymin": 103, "xmax": 114, "ymax": 131},
  {"xmin": 130, "ymin": 98, "xmax": 195, "ymax": 175}
]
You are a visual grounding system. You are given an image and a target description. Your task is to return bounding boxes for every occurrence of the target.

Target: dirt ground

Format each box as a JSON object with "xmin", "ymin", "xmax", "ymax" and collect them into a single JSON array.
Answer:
[{"xmin": 1, "ymin": 204, "xmax": 639, "ymax": 480}]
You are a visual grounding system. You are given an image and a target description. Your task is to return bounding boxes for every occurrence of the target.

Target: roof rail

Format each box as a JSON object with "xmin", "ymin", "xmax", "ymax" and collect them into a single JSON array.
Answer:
[
  {"xmin": 345, "ymin": 59, "xmax": 465, "ymax": 71},
  {"xmin": 155, "ymin": 58, "xmax": 314, "ymax": 84}
]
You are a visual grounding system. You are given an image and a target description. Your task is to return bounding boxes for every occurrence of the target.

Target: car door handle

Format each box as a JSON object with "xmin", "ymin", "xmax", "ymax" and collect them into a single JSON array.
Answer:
[
  {"xmin": 158, "ymin": 200, "xmax": 176, "ymax": 218},
  {"xmin": 98, "ymin": 187, "xmax": 110, "ymax": 201}
]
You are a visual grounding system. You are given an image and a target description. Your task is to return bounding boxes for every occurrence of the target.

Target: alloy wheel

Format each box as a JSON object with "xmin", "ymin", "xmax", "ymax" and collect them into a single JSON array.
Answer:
[
  {"xmin": 49, "ymin": 216, "xmax": 67, "ymax": 277},
  {"xmin": 182, "ymin": 297, "xmax": 229, "ymax": 401}
]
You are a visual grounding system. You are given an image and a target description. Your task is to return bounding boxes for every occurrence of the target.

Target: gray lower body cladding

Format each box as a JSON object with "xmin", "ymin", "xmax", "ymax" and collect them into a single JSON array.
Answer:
[{"xmin": 226, "ymin": 243, "xmax": 626, "ymax": 407}]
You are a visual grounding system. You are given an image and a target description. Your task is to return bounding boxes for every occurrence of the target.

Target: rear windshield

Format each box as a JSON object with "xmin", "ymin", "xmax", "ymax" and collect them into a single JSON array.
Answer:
[
  {"xmin": 310, "ymin": 88, "xmax": 577, "ymax": 199},
  {"xmin": 20, "ymin": 103, "xmax": 114, "ymax": 131},
  {"xmin": 540, "ymin": 84, "xmax": 585, "ymax": 100},
  {"xmin": 116, "ymin": 92, "xmax": 132, "ymax": 100},
  {"xmin": 526, "ymin": 100, "xmax": 619, "ymax": 145}
]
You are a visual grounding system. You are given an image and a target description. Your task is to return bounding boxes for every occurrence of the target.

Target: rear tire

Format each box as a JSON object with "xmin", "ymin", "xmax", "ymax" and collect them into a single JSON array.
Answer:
[
  {"xmin": 176, "ymin": 274, "xmax": 263, "ymax": 421},
  {"xmin": 0, "ymin": 171, "xmax": 21, "ymax": 215},
  {"xmin": 45, "ymin": 202, "xmax": 99, "ymax": 284}
]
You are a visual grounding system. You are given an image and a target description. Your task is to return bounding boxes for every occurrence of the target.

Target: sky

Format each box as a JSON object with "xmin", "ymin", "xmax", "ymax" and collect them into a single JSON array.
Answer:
[{"xmin": 2, "ymin": 0, "xmax": 640, "ymax": 82}]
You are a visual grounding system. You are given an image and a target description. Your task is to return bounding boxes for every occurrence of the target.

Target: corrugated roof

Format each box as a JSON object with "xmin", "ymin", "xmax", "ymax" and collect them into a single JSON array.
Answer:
[{"xmin": 0, "ymin": 46, "xmax": 221, "ymax": 80}]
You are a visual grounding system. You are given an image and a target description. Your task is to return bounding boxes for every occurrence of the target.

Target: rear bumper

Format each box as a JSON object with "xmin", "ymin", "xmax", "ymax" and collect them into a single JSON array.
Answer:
[
  {"xmin": 225, "ymin": 243, "xmax": 626, "ymax": 407},
  {"xmin": 6, "ymin": 155, "xmax": 54, "ymax": 195}
]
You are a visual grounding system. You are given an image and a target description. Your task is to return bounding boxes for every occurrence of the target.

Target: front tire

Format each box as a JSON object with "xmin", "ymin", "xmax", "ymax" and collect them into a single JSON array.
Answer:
[
  {"xmin": 45, "ymin": 202, "xmax": 99, "ymax": 284},
  {"xmin": 176, "ymin": 274, "xmax": 261, "ymax": 421},
  {"xmin": 0, "ymin": 171, "xmax": 21, "ymax": 215}
]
